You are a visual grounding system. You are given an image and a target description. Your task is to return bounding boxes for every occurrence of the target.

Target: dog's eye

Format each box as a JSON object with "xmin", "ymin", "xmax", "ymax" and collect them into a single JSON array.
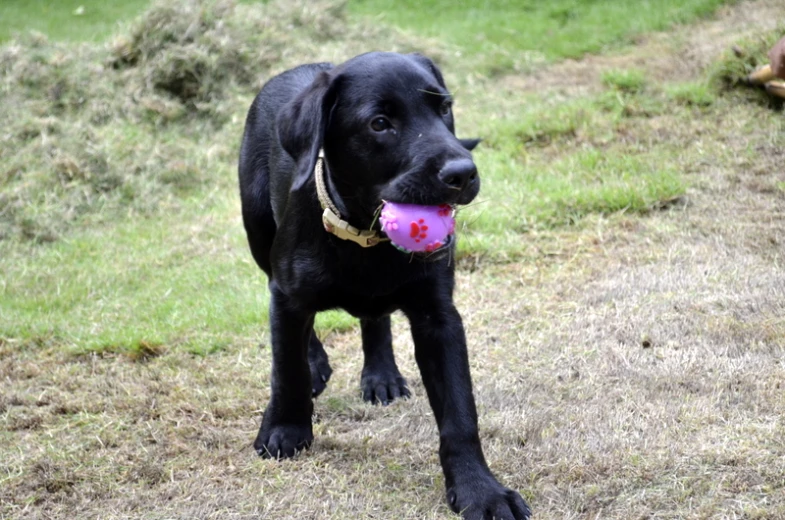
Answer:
[
  {"xmin": 440, "ymin": 101, "xmax": 452, "ymax": 116},
  {"xmin": 370, "ymin": 117, "xmax": 392, "ymax": 132}
]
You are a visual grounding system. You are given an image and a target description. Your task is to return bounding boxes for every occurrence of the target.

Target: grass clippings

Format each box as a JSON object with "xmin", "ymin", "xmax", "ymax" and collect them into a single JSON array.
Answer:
[{"xmin": 0, "ymin": 0, "xmax": 432, "ymax": 243}]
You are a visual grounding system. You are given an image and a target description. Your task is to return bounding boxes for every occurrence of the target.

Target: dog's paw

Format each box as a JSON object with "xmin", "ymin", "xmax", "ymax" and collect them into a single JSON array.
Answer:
[
  {"xmin": 309, "ymin": 353, "xmax": 332, "ymax": 398},
  {"xmin": 254, "ymin": 423, "xmax": 313, "ymax": 460},
  {"xmin": 361, "ymin": 363, "xmax": 410, "ymax": 405},
  {"xmin": 447, "ymin": 480, "xmax": 531, "ymax": 520},
  {"xmin": 308, "ymin": 338, "xmax": 332, "ymax": 398}
]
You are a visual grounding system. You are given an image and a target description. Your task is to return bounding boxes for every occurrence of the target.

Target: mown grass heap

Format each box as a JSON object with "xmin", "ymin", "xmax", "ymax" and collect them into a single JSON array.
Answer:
[{"xmin": 0, "ymin": 0, "xmax": 420, "ymax": 243}]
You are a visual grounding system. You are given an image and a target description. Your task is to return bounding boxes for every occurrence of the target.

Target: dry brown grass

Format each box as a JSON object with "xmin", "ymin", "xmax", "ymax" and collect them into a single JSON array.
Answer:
[{"xmin": 3, "ymin": 1, "xmax": 785, "ymax": 519}]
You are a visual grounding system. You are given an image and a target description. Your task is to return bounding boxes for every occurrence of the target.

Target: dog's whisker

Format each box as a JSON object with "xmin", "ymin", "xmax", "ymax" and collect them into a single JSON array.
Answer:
[{"xmin": 455, "ymin": 198, "xmax": 490, "ymax": 211}]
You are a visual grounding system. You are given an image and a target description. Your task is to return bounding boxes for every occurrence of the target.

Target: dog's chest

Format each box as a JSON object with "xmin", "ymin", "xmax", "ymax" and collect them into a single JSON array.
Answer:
[
  {"xmin": 318, "ymin": 256, "xmax": 429, "ymax": 316},
  {"xmin": 280, "ymin": 242, "xmax": 441, "ymax": 317}
]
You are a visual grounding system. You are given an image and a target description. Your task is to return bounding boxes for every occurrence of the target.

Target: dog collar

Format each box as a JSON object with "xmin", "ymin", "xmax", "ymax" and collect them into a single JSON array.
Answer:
[{"xmin": 314, "ymin": 150, "xmax": 387, "ymax": 248}]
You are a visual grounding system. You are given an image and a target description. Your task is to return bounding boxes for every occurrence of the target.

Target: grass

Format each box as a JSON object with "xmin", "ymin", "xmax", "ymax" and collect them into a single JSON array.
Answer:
[
  {"xmin": 3, "ymin": 0, "xmax": 785, "ymax": 518},
  {"xmin": 0, "ymin": 181, "xmax": 356, "ymax": 355},
  {"xmin": 0, "ymin": 194, "xmax": 266, "ymax": 356},
  {"xmin": 665, "ymin": 81, "xmax": 716, "ymax": 106},
  {"xmin": 601, "ymin": 68, "xmax": 648, "ymax": 93},
  {"xmin": 461, "ymin": 145, "xmax": 686, "ymax": 255},
  {"xmin": 349, "ymin": 0, "xmax": 732, "ymax": 71},
  {"xmin": 455, "ymin": 74, "xmax": 690, "ymax": 256},
  {"xmin": 0, "ymin": 0, "xmax": 149, "ymax": 42}
]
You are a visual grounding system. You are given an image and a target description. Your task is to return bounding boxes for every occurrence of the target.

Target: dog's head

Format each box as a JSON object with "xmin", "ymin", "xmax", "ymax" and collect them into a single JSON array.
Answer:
[{"xmin": 278, "ymin": 52, "xmax": 480, "ymax": 226}]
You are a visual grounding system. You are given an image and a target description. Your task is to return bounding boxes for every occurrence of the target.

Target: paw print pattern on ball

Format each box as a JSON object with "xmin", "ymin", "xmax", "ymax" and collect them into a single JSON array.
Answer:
[
  {"xmin": 410, "ymin": 219, "xmax": 429, "ymax": 243},
  {"xmin": 379, "ymin": 207, "xmax": 399, "ymax": 231},
  {"xmin": 379, "ymin": 202, "xmax": 455, "ymax": 253},
  {"xmin": 424, "ymin": 240, "xmax": 442, "ymax": 253}
]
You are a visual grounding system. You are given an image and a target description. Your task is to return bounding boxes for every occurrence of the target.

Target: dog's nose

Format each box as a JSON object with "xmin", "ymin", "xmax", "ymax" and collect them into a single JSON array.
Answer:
[{"xmin": 438, "ymin": 159, "xmax": 478, "ymax": 191}]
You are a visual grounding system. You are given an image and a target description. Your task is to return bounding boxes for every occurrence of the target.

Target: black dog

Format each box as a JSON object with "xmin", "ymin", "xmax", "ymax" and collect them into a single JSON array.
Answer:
[{"xmin": 238, "ymin": 52, "xmax": 530, "ymax": 520}]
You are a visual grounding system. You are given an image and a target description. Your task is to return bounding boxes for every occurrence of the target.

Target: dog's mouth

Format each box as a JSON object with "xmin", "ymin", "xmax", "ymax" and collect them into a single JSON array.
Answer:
[{"xmin": 376, "ymin": 167, "xmax": 480, "ymax": 209}]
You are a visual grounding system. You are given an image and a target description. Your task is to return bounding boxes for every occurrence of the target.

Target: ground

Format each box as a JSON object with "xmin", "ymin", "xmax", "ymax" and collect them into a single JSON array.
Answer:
[{"xmin": 1, "ymin": 0, "xmax": 784, "ymax": 519}]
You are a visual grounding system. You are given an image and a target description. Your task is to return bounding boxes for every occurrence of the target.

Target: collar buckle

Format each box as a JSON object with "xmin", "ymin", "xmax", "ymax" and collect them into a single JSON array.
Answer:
[{"xmin": 322, "ymin": 208, "xmax": 383, "ymax": 248}]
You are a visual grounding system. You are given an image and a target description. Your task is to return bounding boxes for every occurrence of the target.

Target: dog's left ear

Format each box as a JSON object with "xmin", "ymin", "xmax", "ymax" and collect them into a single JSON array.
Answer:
[
  {"xmin": 277, "ymin": 69, "xmax": 343, "ymax": 191},
  {"xmin": 459, "ymin": 138, "xmax": 481, "ymax": 151}
]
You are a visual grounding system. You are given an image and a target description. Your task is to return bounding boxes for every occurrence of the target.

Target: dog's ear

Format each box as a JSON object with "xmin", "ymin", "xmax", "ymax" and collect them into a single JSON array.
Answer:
[
  {"xmin": 277, "ymin": 70, "xmax": 342, "ymax": 191},
  {"xmin": 407, "ymin": 53, "xmax": 447, "ymax": 89},
  {"xmin": 459, "ymin": 138, "xmax": 481, "ymax": 151}
]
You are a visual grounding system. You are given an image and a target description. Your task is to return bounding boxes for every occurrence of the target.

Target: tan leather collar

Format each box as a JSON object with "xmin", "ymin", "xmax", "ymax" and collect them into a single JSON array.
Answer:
[{"xmin": 314, "ymin": 150, "xmax": 387, "ymax": 248}]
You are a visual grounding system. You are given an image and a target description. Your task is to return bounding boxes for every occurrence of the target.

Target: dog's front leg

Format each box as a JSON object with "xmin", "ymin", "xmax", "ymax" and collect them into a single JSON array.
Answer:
[
  {"xmin": 406, "ymin": 303, "xmax": 531, "ymax": 520},
  {"xmin": 254, "ymin": 281, "xmax": 314, "ymax": 459}
]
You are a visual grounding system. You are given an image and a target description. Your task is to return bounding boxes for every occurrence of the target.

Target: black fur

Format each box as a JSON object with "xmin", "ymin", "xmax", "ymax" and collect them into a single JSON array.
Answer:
[{"xmin": 238, "ymin": 52, "xmax": 530, "ymax": 520}]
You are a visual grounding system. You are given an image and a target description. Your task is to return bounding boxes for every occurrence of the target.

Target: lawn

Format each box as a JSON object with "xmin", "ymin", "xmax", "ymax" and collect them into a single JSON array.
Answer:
[
  {"xmin": 349, "ymin": 0, "xmax": 731, "ymax": 67},
  {"xmin": 0, "ymin": 0, "xmax": 719, "ymax": 351},
  {"xmin": 0, "ymin": 0, "xmax": 149, "ymax": 42},
  {"xmin": 2, "ymin": 0, "xmax": 785, "ymax": 518}
]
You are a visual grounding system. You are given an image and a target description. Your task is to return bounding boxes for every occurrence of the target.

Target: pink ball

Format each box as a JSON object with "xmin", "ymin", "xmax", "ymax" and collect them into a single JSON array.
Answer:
[{"xmin": 379, "ymin": 202, "xmax": 455, "ymax": 253}]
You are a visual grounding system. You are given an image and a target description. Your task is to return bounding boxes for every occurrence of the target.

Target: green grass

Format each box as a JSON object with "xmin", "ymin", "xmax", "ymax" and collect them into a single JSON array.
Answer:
[
  {"xmin": 0, "ymin": 0, "xmax": 149, "ymax": 42},
  {"xmin": 0, "ymin": 182, "xmax": 357, "ymax": 354},
  {"xmin": 0, "ymin": 194, "xmax": 267, "ymax": 355},
  {"xmin": 602, "ymin": 68, "xmax": 648, "ymax": 93},
  {"xmin": 460, "ymin": 145, "xmax": 686, "ymax": 256},
  {"xmin": 452, "ymin": 75, "xmax": 691, "ymax": 257},
  {"xmin": 665, "ymin": 81, "xmax": 715, "ymax": 107},
  {"xmin": 350, "ymin": 0, "xmax": 731, "ymax": 70}
]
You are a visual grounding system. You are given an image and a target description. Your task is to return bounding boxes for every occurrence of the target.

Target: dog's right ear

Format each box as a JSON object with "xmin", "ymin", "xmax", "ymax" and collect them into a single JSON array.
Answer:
[
  {"xmin": 459, "ymin": 138, "xmax": 481, "ymax": 151},
  {"xmin": 277, "ymin": 70, "xmax": 342, "ymax": 191}
]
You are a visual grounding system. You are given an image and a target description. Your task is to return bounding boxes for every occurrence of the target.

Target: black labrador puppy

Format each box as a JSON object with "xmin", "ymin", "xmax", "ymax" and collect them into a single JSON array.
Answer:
[{"xmin": 238, "ymin": 52, "xmax": 530, "ymax": 520}]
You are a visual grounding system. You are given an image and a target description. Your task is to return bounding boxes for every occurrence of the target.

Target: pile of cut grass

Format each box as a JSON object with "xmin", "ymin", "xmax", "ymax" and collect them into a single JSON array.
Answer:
[
  {"xmin": 0, "ymin": 0, "xmax": 430, "ymax": 243},
  {"xmin": 1, "ymin": 0, "xmax": 261, "ymax": 242}
]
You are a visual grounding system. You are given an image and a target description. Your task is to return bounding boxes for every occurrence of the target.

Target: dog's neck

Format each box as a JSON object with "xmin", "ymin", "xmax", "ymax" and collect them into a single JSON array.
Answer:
[{"xmin": 315, "ymin": 150, "xmax": 387, "ymax": 248}]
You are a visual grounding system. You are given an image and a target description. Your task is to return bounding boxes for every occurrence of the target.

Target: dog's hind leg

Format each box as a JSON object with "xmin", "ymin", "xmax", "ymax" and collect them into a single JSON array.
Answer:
[
  {"xmin": 360, "ymin": 316, "xmax": 410, "ymax": 405},
  {"xmin": 308, "ymin": 330, "xmax": 332, "ymax": 397}
]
